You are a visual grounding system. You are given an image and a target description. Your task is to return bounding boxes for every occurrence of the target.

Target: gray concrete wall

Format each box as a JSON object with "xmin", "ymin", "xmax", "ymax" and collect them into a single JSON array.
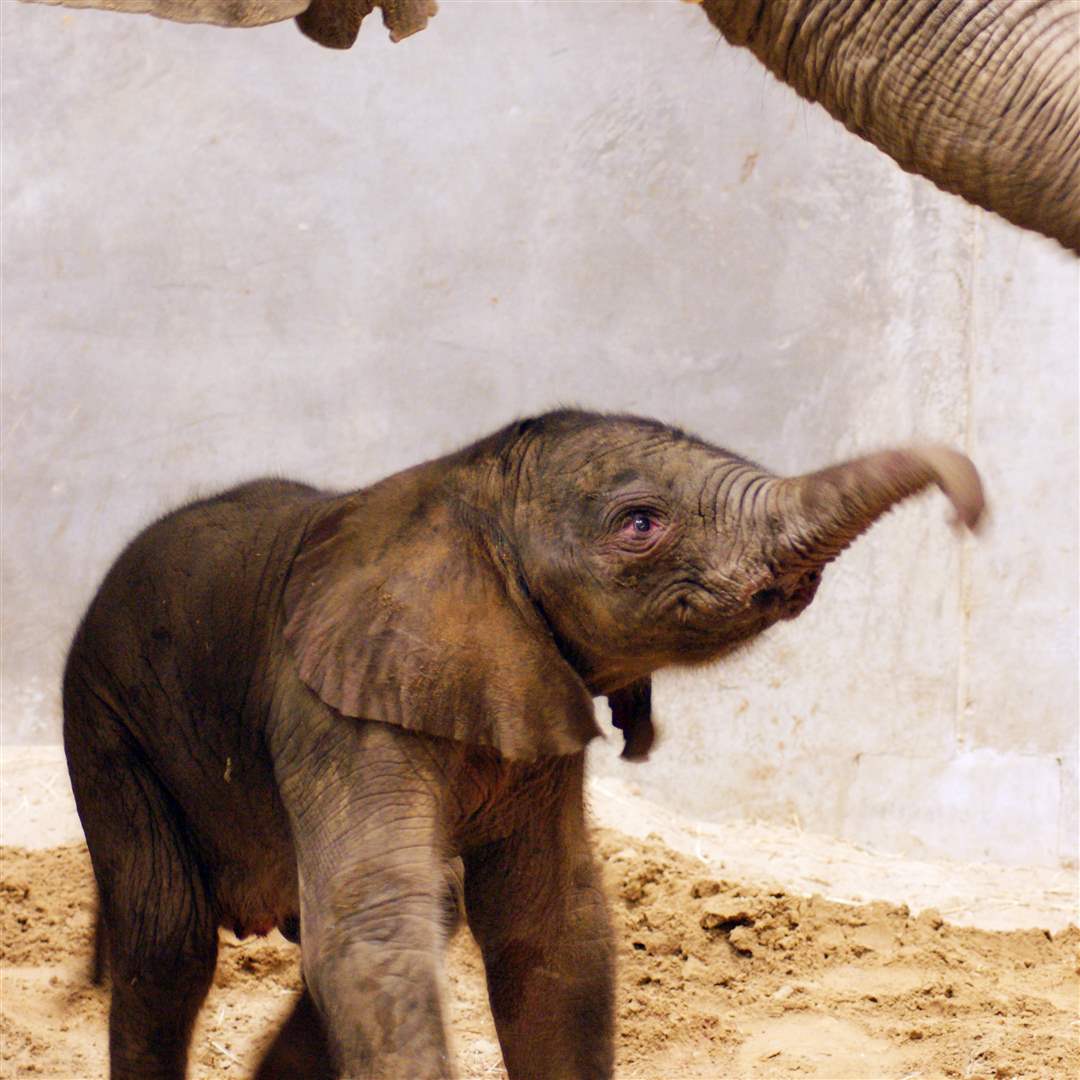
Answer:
[{"xmin": 4, "ymin": 1, "xmax": 1077, "ymax": 867}]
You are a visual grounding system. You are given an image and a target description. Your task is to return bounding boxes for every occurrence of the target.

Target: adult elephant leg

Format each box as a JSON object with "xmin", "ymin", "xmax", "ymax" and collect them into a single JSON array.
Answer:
[
  {"xmin": 66, "ymin": 703, "xmax": 217, "ymax": 1080},
  {"xmin": 273, "ymin": 719, "xmax": 455, "ymax": 1079},
  {"xmin": 463, "ymin": 755, "xmax": 615, "ymax": 1080},
  {"xmin": 254, "ymin": 985, "xmax": 336, "ymax": 1080},
  {"xmin": 701, "ymin": 0, "xmax": 1080, "ymax": 253}
]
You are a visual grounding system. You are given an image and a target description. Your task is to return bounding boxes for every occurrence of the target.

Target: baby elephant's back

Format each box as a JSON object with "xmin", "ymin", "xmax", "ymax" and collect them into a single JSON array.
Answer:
[
  {"xmin": 67, "ymin": 478, "xmax": 322, "ymax": 731},
  {"xmin": 63, "ymin": 479, "xmax": 326, "ymax": 868}
]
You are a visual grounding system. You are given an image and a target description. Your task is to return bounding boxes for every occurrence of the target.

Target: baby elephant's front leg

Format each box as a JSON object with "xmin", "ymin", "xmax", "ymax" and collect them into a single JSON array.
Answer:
[
  {"xmin": 278, "ymin": 726, "xmax": 455, "ymax": 1079},
  {"xmin": 464, "ymin": 762, "xmax": 615, "ymax": 1080}
]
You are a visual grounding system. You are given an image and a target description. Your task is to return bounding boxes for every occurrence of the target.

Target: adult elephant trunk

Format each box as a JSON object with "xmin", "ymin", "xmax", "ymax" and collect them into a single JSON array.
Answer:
[
  {"xmin": 701, "ymin": 0, "xmax": 1080, "ymax": 254},
  {"xmin": 762, "ymin": 446, "xmax": 985, "ymax": 568}
]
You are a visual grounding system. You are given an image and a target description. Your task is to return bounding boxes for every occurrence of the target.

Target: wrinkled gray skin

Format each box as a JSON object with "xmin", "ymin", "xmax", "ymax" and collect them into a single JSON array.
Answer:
[
  {"xmin": 66, "ymin": 410, "xmax": 984, "ymax": 1079},
  {"xmin": 701, "ymin": 0, "xmax": 1080, "ymax": 254},
  {"xmin": 21, "ymin": 0, "xmax": 1080, "ymax": 252}
]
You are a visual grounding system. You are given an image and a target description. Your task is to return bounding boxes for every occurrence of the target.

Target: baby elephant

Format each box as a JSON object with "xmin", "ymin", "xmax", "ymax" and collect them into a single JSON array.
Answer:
[{"xmin": 64, "ymin": 410, "xmax": 983, "ymax": 1079}]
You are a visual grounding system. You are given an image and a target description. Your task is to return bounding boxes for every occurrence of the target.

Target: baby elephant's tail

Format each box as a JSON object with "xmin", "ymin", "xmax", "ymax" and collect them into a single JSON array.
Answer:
[{"xmin": 90, "ymin": 899, "xmax": 108, "ymax": 985}]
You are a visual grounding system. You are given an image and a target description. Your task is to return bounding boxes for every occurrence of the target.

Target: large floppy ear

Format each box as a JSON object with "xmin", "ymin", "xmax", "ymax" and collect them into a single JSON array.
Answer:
[
  {"xmin": 19, "ymin": 0, "xmax": 308, "ymax": 30},
  {"xmin": 21, "ymin": 0, "xmax": 436, "ymax": 45},
  {"xmin": 295, "ymin": 0, "xmax": 435, "ymax": 46},
  {"xmin": 283, "ymin": 478, "xmax": 600, "ymax": 761},
  {"xmin": 294, "ymin": 0, "xmax": 370, "ymax": 47}
]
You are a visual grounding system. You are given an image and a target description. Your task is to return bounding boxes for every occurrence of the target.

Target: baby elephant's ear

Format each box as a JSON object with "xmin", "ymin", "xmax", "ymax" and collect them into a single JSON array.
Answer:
[
  {"xmin": 607, "ymin": 678, "xmax": 655, "ymax": 762},
  {"xmin": 21, "ymin": 0, "xmax": 307, "ymax": 29},
  {"xmin": 284, "ymin": 484, "xmax": 600, "ymax": 761}
]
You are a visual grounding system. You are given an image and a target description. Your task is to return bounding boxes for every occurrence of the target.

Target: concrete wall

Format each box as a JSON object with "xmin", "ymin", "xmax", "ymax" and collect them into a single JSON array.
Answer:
[{"xmin": 4, "ymin": 1, "xmax": 1076, "ymax": 867}]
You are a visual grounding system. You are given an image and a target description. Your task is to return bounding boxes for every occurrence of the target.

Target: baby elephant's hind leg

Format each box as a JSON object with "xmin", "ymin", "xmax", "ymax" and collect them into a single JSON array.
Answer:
[
  {"xmin": 254, "ymin": 985, "xmax": 336, "ymax": 1080},
  {"xmin": 68, "ymin": 725, "xmax": 218, "ymax": 1080}
]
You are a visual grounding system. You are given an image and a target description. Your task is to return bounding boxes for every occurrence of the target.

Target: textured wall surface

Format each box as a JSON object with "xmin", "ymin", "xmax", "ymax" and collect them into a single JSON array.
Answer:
[{"xmin": 4, "ymin": 1, "xmax": 1077, "ymax": 866}]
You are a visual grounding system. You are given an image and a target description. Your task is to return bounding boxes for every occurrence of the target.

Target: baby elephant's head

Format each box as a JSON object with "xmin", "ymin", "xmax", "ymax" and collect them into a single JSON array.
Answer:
[
  {"xmin": 285, "ymin": 410, "xmax": 983, "ymax": 761},
  {"xmin": 500, "ymin": 411, "xmax": 983, "ymax": 695}
]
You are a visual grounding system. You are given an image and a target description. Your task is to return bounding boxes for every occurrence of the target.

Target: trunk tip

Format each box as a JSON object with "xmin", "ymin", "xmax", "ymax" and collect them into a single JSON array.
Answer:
[{"xmin": 914, "ymin": 446, "xmax": 986, "ymax": 533}]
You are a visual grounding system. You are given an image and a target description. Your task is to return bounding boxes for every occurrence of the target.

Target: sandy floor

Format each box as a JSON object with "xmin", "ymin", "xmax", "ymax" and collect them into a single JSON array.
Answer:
[{"xmin": 2, "ymin": 748, "xmax": 1078, "ymax": 1079}]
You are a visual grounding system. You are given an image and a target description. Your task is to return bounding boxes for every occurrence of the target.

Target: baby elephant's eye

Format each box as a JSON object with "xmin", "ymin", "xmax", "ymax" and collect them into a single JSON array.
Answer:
[{"xmin": 624, "ymin": 512, "xmax": 658, "ymax": 535}]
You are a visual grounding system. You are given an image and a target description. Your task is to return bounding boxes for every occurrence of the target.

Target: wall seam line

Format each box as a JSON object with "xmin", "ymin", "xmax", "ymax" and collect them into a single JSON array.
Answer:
[{"xmin": 953, "ymin": 204, "xmax": 979, "ymax": 759}]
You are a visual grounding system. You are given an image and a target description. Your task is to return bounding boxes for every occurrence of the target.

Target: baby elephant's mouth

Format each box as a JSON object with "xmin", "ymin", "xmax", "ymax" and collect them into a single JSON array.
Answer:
[{"xmin": 751, "ymin": 568, "xmax": 823, "ymax": 621}]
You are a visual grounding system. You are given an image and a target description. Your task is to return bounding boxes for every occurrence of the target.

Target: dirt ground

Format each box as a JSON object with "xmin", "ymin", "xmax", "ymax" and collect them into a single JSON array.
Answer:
[{"xmin": 2, "ymin": 830, "xmax": 1077, "ymax": 1080}]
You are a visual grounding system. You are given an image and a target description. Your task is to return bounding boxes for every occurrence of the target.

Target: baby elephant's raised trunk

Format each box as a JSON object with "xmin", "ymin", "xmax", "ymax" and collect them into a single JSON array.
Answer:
[{"xmin": 765, "ymin": 447, "xmax": 985, "ymax": 567}]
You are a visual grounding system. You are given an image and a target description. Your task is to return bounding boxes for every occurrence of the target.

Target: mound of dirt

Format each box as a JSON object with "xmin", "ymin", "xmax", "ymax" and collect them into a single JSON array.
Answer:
[
  {"xmin": 2, "ymin": 834, "xmax": 1077, "ymax": 1079},
  {"xmin": 597, "ymin": 832, "xmax": 1079, "ymax": 1078}
]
